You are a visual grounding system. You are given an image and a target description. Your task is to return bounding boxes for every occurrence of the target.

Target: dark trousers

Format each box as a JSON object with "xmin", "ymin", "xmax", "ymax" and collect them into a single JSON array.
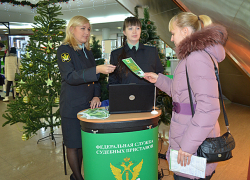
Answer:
[
  {"xmin": 174, "ymin": 171, "xmax": 215, "ymax": 180},
  {"xmin": 6, "ymin": 80, "xmax": 13, "ymax": 97}
]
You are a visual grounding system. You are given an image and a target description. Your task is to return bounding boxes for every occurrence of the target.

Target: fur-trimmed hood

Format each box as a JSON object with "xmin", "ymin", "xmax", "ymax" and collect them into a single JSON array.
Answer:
[{"xmin": 175, "ymin": 24, "xmax": 228, "ymax": 60}]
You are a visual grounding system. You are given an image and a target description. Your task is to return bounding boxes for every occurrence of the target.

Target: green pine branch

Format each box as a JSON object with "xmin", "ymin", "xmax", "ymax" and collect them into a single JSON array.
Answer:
[{"xmin": 91, "ymin": 36, "xmax": 102, "ymax": 59}]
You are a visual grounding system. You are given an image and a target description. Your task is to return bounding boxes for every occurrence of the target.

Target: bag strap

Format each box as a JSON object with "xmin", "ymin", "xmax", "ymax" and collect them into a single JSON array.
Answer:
[
  {"xmin": 186, "ymin": 51, "xmax": 230, "ymax": 133},
  {"xmin": 186, "ymin": 67, "xmax": 195, "ymax": 117}
]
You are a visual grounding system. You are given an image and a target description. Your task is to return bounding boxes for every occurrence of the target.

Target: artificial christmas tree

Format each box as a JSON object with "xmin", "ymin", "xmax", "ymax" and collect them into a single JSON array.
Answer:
[
  {"xmin": 91, "ymin": 36, "xmax": 109, "ymax": 101},
  {"xmin": 95, "ymin": 58, "xmax": 109, "ymax": 101},
  {"xmin": 2, "ymin": 0, "xmax": 66, "ymax": 142},
  {"xmin": 91, "ymin": 36, "xmax": 102, "ymax": 59},
  {"xmin": 135, "ymin": 6, "xmax": 166, "ymax": 61},
  {"xmin": 135, "ymin": 6, "xmax": 172, "ymax": 125}
]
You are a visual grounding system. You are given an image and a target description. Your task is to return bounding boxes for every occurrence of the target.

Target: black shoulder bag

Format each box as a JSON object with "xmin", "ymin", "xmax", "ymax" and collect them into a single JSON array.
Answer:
[{"xmin": 186, "ymin": 51, "xmax": 235, "ymax": 163}]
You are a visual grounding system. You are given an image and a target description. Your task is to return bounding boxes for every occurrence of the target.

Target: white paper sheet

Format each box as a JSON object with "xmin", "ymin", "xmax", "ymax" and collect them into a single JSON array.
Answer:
[{"xmin": 169, "ymin": 149, "xmax": 207, "ymax": 178}]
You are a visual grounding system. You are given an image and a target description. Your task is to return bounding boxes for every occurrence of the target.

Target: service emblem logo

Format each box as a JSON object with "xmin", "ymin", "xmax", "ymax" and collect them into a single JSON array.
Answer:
[
  {"xmin": 110, "ymin": 157, "xmax": 143, "ymax": 180},
  {"xmin": 61, "ymin": 53, "xmax": 71, "ymax": 62}
]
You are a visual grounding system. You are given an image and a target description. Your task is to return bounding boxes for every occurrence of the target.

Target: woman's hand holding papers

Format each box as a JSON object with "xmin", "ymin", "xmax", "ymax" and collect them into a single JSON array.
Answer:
[
  {"xmin": 143, "ymin": 72, "xmax": 159, "ymax": 83},
  {"xmin": 96, "ymin": 64, "xmax": 116, "ymax": 74},
  {"xmin": 178, "ymin": 148, "xmax": 192, "ymax": 167}
]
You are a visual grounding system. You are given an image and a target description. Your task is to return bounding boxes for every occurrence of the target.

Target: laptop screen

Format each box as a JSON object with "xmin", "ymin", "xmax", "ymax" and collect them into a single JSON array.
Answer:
[{"xmin": 109, "ymin": 84, "xmax": 155, "ymax": 114}]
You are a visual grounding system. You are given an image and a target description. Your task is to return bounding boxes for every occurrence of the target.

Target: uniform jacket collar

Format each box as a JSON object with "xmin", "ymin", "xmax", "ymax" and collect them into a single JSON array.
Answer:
[
  {"xmin": 124, "ymin": 42, "xmax": 145, "ymax": 52},
  {"xmin": 175, "ymin": 24, "xmax": 228, "ymax": 60}
]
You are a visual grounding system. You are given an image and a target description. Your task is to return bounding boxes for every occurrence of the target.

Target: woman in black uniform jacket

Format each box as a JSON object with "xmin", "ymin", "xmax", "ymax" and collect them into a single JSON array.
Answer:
[
  {"xmin": 108, "ymin": 17, "xmax": 164, "ymax": 85},
  {"xmin": 57, "ymin": 16, "xmax": 115, "ymax": 180}
]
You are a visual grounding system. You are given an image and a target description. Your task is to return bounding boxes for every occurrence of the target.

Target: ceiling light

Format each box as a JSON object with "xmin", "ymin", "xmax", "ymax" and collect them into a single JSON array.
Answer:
[
  {"xmin": 117, "ymin": 27, "xmax": 122, "ymax": 29},
  {"xmin": 94, "ymin": 29, "xmax": 100, "ymax": 32},
  {"xmin": 0, "ymin": 22, "xmax": 33, "ymax": 29},
  {"xmin": 65, "ymin": 14, "xmax": 131, "ymax": 26},
  {"xmin": 89, "ymin": 14, "xmax": 131, "ymax": 24}
]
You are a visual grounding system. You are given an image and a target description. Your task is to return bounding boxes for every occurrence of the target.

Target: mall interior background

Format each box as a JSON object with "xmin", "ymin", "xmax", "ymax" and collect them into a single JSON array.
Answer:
[{"xmin": 0, "ymin": 0, "xmax": 250, "ymax": 180}]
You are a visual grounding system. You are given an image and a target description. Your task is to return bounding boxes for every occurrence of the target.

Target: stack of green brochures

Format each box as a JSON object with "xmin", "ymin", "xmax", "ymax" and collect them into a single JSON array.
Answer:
[{"xmin": 78, "ymin": 108, "xmax": 110, "ymax": 119}]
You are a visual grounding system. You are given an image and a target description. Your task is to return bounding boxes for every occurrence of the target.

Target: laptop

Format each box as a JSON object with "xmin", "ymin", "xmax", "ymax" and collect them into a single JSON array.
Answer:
[{"xmin": 109, "ymin": 83, "xmax": 155, "ymax": 114}]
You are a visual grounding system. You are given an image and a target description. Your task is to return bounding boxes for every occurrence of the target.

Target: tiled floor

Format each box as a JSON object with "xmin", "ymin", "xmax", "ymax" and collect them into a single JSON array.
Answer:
[{"xmin": 0, "ymin": 90, "xmax": 249, "ymax": 180}]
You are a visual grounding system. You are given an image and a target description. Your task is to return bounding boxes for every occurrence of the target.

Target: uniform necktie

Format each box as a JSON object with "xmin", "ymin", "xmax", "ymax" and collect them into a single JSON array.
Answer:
[
  {"xmin": 78, "ymin": 43, "xmax": 88, "ymax": 59},
  {"xmin": 132, "ymin": 46, "xmax": 136, "ymax": 53}
]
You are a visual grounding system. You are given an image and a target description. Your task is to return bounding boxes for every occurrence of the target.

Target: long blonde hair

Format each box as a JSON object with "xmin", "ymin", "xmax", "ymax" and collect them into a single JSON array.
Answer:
[
  {"xmin": 63, "ymin": 16, "xmax": 91, "ymax": 51},
  {"xmin": 169, "ymin": 12, "xmax": 212, "ymax": 32}
]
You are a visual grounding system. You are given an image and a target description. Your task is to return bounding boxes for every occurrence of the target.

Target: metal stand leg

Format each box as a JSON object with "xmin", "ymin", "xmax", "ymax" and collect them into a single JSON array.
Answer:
[
  {"xmin": 37, "ymin": 133, "xmax": 62, "ymax": 146},
  {"xmin": 63, "ymin": 141, "xmax": 67, "ymax": 175},
  {"xmin": 37, "ymin": 127, "xmax": 62, "ymax": 146}
]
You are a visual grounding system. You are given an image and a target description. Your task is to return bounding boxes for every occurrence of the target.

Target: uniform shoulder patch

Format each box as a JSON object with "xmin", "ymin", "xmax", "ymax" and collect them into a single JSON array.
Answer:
[
  {"xmin": 112, "ymin": 46, "xmax": 123, "ymax": 51},
  {"xmin": 144, "ymin": 44, "xmax": 155, "ymax": 47},
  {"xmin": 61, "ymin": 53, "xmax": 71, "ymax": 62}
]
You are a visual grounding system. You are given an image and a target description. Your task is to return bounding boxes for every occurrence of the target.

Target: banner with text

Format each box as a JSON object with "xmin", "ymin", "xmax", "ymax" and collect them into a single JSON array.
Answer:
[{"xmin": 81, "ymin": 127, "xmax": 158, "ymax": 180}]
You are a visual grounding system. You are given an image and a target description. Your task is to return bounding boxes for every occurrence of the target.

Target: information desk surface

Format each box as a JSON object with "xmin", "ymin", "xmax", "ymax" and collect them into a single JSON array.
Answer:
[
  {"xmin": 77, "ymin": 108, "xmax": 161, "ymax": 133},
  {"xmin": 77, "ymin": 108, "xmax": 161, "ymax": 123}
]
